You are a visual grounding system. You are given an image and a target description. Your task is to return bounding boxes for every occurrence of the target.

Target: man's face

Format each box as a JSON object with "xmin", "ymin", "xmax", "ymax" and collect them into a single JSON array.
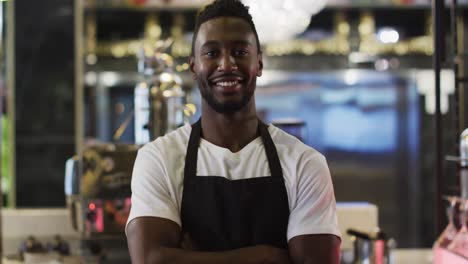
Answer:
[{"xmin": 190, "ymin": 17, "xmax": 263, "ymax": 114}]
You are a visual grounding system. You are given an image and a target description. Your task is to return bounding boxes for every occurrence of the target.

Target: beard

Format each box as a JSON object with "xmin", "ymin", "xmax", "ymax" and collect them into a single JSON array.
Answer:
[{"xmin": 199, "ymin": 84, "xmax": 254, "ymax": 114}]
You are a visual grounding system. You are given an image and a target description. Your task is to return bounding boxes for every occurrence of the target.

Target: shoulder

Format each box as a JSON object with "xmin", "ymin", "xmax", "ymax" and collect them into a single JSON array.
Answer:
[
  {"xmin": 268, "ymin": 124, "xmax": 330, "ymax": 190},
  {"xmin": 140, "ymin": 124, "xmax": 191, "ymax": 156},
  {"xmin": 132, "ymin": 124, "xmax": 191, "ymax": 173},
  {"xmin": 268, "ymin": 124, "xmax": 325, "ymax": 164}
]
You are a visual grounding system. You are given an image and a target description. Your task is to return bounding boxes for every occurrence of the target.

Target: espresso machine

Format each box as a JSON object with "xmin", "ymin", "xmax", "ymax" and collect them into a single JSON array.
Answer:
[
  {"xmin": 65, "ymin": 143, "xmax": 138, "ymax": 236},
  {"xmin": 64, "ymin": 143, "xmax": 138, "ymax": 262},
  {"xmin": 64, "ymin": 41, "xmax": 193, "ymax": 261}
]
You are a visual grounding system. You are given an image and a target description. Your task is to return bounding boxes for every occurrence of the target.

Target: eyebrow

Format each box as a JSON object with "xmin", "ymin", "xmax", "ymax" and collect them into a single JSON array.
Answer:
[{"xmin": 200, "ymin": 40, "xmax": 253, "ymax": 49}]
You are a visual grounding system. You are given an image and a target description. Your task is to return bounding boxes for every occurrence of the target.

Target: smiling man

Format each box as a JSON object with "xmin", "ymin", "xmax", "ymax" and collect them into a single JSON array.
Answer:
[{"xmin": 126, "ymin": 0, "xmax": 341, "ymax": 263}]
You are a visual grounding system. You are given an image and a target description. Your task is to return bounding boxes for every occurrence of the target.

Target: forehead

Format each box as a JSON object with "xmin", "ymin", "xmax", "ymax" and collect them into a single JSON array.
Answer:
[{"xmin": 195, "ymin": 17, "xmax": 256, "ymax": 49}]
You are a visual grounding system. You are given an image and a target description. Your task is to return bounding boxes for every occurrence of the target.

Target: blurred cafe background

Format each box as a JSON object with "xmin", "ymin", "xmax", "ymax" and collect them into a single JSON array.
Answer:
[{"xmin": 1, "ymin": 0, "xmax": 468, "ymax": 263}]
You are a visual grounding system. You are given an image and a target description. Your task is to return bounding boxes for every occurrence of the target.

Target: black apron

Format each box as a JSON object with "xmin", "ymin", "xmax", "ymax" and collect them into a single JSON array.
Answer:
[{"xmin": 180, "ymin": 118, "xmax": 290, "ymax": 251}]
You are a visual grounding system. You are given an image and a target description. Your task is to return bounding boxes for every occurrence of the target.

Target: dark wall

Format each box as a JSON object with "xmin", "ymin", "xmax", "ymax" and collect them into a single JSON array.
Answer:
[{"xmin": 15, "ymin": 0, "xmax": 74, "ymax": 207}]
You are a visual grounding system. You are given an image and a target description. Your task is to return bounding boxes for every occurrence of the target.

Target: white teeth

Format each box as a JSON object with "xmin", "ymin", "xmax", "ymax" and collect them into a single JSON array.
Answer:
[{"xmin": 216, "ymin": 81, "xmax": 238, "ymax": 87}]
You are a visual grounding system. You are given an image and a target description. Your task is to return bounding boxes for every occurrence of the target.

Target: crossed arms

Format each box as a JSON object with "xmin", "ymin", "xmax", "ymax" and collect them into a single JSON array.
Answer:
[{"xmin": 126, "ymin": 216, "xmax": 341, "ymax": 264}]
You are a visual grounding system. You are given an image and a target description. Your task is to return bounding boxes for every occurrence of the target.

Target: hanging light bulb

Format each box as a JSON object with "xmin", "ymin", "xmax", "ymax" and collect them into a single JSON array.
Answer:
[
  {"xmin": 241, "ymin": 0, "xmax": 328, "ymax": 43},
  {"xmin": 291, "ymin": 0, "xmax": 328, "ymax": 16}
]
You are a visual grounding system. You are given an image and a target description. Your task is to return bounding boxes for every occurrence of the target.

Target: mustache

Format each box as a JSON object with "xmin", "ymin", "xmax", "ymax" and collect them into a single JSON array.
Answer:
[{"xmin": 209, "ymin": 73, "xmax": 244, "ymax": 81}]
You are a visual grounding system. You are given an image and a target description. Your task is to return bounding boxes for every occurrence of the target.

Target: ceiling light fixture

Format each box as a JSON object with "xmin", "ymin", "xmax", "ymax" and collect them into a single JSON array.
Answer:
[{"xmin": 241, "ymin": 0, "xmax": 328, "ymax": 43}]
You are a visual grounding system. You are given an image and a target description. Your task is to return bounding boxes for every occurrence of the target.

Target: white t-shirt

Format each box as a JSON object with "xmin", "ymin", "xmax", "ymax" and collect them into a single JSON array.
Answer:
[{"xmin": 126, "ymin": 123, "xmax": 341, "ymax": 241}]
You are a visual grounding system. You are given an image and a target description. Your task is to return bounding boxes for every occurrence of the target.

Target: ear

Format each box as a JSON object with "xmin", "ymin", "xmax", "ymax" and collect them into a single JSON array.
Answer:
[
  {"xmin": 189, "ymin": 56, "xmax": 197, "ymax": 80},
  {"xmin": 257, "ymin": 53, "xmax": 263, "ymax": 77}
]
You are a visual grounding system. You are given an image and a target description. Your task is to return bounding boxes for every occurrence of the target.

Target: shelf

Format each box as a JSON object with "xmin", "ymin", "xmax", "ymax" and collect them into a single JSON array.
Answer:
[
  {"xmin": 84, "ymin": 0, "xmax": 210, "ymax": 11},
  {"xmin": 327, "ymin": 0, "xmax": 468, "ymax": 9},
  {"xmin": 83, "ymin": 0, "xmax": 468, "ymax": 11}
]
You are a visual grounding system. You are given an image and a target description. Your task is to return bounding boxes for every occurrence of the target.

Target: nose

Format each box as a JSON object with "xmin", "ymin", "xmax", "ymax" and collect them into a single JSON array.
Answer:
[{"xmin": 218, "ymin": 53, "xmax": 238, "ymax": 71}]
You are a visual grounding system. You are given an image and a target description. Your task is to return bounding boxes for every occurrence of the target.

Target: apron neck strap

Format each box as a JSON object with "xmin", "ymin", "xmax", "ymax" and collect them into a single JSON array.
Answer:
[{"xmin": 184, "ymin": 118, "xmax": 284, "ymax": 183}]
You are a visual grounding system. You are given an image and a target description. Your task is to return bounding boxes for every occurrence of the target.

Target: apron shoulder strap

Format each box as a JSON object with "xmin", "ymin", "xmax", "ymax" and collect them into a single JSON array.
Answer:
[
  {"xmin": 258, "ymin": 120, "xmax": 284, "ymax": 179},
  {"xmin": 184, "ymin": 118, "xmax": 201, "ymax": 186}
]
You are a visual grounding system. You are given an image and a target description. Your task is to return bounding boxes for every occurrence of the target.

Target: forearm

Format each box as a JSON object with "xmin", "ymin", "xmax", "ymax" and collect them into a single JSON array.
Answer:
[
  {"xmin": 126, "ymin": 218, "xmax": 291, "ymax": 264},
  {"xmin": 139, "ymin": 246, "xmax": 268, "ymax": 264},
  {"xmin": 288, "ymin": 234, "xmax": 341, "ymax": 264}
]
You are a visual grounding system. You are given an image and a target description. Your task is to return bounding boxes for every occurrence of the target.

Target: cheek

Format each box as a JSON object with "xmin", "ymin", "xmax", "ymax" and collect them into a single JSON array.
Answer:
[
  {"xmin": 248, "ymin": 66, "xmax": 261, "ymax": 79},
  {"xmin": 196, "ymin": 64, "xmax": 213, "ymax": 78},
  {"xmin": 246, "ymin": 59, "xmax": 261, "ymax": 74},
  {"xmin": 196, "ymin": 68, "xmax": 212, "ymax": 88}
]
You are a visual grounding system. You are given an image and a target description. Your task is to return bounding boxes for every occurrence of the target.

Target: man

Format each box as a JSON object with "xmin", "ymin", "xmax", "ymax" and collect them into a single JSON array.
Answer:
[{"xmin": 126, "ymin": 0, "xmax": 341, "ymax": 263}]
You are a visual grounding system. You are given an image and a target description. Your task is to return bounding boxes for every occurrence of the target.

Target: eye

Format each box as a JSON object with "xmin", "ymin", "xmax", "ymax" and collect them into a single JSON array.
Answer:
[
  {"xmin": 233, "ymin": 49, "xmax": 248, "ymax": 57},
  {"xmin": 204, "ymin": 50, "xmax": 219, "ymax": 57}
]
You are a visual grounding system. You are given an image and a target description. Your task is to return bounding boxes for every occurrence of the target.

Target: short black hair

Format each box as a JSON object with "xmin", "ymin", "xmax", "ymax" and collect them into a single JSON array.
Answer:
[{"xmin": 191, "ymin": 0, "xmax": 261, "ymax": 55}]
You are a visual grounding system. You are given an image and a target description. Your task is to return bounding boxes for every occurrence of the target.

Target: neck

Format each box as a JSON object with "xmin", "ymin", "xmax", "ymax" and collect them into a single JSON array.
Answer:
[{"xmin": 200, "ymin": 100, "xmax": 259, "ymax": 153}]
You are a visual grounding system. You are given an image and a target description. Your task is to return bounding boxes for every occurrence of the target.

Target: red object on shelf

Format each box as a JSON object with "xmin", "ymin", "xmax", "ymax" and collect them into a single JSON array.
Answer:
[
  {"xmin": 375, "ymin": 240, "xmax": 384, "ymax": 264},
  {"xmin": 129, "ymin": 0, "xmax": 147, "ymax": 6},
  {"xmin": 434, "ymin": 246, "xmax": 468, "ymax": 264}
]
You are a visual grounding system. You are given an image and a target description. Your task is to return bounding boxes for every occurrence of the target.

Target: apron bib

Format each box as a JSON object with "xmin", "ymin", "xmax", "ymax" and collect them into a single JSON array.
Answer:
[{"xmin": 180, "ymin": 118, "xmax": 290, "ymax": 251}]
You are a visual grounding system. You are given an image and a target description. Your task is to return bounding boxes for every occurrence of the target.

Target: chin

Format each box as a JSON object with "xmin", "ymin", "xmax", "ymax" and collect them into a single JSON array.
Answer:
[{"xmin": 201, "ymin": 88, "xmax": 253, "ymax": 114}]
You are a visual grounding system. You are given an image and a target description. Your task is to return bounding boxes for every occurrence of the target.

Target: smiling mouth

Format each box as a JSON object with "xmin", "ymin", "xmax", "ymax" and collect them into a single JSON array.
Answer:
[
  {"xmin": 216, "ymin": 80, "xmax": 239, "ymax": 87},
  {"xmin": 211, "ymin": 79, "xmax": 243, "ymax": 93}
]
